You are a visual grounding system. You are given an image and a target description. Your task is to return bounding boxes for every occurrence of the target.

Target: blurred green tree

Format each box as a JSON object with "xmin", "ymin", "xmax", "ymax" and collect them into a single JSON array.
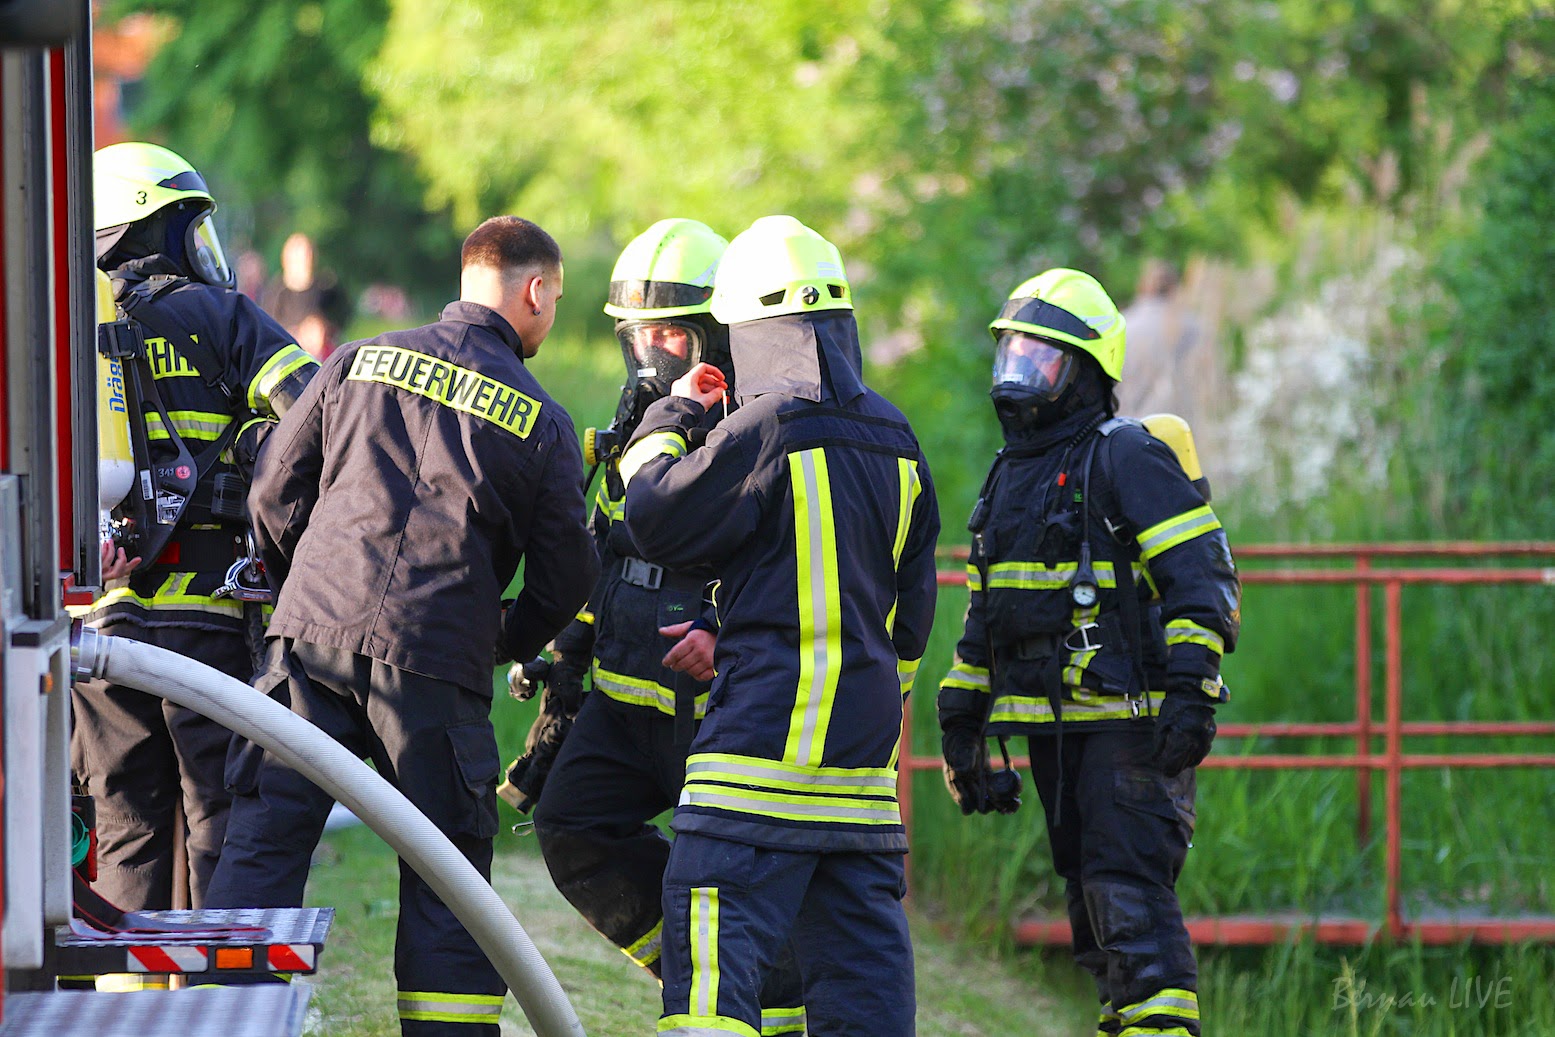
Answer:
[{"xmin": 108, "ymin": 0, "xmax": 461, "ymax": 312}]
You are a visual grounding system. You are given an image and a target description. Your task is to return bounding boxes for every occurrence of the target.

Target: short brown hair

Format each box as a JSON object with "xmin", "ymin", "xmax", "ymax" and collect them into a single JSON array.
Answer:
[{"xmin": 460, "ymin": 216, "xmax": 562, "ymax": 274}]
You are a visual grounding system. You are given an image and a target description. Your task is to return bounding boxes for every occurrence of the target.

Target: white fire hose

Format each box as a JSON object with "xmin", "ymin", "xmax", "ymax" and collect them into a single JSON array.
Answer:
[{"xmin": 72, "ymin": 626, "xmax": 586, "ymax": 1037}]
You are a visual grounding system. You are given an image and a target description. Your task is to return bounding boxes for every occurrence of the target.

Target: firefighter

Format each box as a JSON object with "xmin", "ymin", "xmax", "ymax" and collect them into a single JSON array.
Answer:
[
  {"xmin": 936, "ymin": 269, "xmax": 1241, "ymax": 1037},
  {"xmin": 507, "ymin": 218, "xmax": 803, "ymax": 1034},
  {"xmin": 620, "ymin": 215, "xmax": 941, "ymax": 1037},
  {"xmin": 74, "ymin": 142, "xmax": 318, "ymax": 911},
  {"xmin": 203, "ymin": 216, "xmax": 598, "ymax": 1036}
]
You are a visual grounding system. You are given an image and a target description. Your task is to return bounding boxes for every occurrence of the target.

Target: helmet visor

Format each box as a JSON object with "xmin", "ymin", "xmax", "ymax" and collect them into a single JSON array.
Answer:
[
  {"xmin": 616, "ymin": 320, "xmax": 705, "ymax": 385},
  {"xmin": 187, "ymin": 213, "xmax": 233, "ymax": 288},
  {"xmin": 992, "ymin": 332, "xmax": 1076, "ymax": 400}
]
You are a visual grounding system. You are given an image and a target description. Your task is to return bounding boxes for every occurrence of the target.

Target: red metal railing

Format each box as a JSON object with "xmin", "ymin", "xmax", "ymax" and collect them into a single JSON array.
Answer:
[{"xmin": 900, "ymin": 543, "xmax": 1555, "ymax": 945}]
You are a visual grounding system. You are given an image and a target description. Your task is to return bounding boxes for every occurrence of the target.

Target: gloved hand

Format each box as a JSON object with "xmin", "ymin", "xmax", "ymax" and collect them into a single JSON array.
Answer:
[
  {"xmin": 1153, "ymin": 692, "xmax": 1217, "ymax": 777},
  {"xmin": 497, "ymin": 684, "xmax": 576, "ymax": 814},
  {"xmin": 940, "ymin": 720, "xmax": 996, "ymax": 815},
  {"xmin": 542, "ymin": 652, "xmax": 588, "ymax": 715}
]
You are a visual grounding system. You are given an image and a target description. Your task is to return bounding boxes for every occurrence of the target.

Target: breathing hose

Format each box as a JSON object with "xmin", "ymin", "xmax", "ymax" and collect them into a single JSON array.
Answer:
[{"xmin": 71, "ymin": 626, "xmax": 586, "ymax": 1037}]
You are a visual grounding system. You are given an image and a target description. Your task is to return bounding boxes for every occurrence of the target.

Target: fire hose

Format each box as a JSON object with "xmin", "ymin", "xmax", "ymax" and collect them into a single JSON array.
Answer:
[{"xmin": 71, "ymin": 625, "xmax": 586, "ymax": 1037}]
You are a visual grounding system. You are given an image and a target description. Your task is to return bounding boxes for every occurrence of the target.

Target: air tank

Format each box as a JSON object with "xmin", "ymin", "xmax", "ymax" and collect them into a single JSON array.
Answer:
[{"xmin": 95, "ymin": 269, "xmax": 134, "ymax": 536}]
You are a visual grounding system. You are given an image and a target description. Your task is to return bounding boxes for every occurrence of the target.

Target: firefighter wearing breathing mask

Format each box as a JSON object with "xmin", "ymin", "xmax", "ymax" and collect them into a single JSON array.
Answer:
[
  {"xmin": 937, "ymin": 269, "xmax": 1240, "ymax": 1037},
  {"xmin": 74, "ymin": 142, "xmax": 317, "ymax": 913},
  {"xmin": 503, "ymin": 218, "xmax": 804, "ymax": 1034}
]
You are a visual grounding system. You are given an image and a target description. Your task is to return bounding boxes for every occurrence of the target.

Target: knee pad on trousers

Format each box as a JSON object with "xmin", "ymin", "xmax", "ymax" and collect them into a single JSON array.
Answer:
[{"xmin": 1083, "ymin": 878, "xmax": 1196, "ymax": 995}]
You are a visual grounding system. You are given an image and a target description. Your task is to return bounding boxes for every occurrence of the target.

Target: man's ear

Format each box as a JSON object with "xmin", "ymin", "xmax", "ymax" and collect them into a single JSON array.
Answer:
[{"xmin": 522, "ymin": 271, "xmax": 549, "ymax": 312}]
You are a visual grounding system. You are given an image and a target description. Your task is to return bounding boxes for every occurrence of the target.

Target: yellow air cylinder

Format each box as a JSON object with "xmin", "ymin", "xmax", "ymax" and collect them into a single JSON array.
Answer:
[
  {"xmin": 96, "ymin": 269, "xmax": 135, "ymax": 535},
  {"xmin": 1141, "ymin": 412, "xmax": 1212, "ymax": 502}
]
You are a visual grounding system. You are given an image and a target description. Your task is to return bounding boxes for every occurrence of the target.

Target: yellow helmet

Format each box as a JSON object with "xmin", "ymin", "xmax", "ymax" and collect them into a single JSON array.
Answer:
[
  {"xmin": 603, "ymin": 218, "xmax": 727, "ymax": 319},
  {"xmin": 93, "ymin": 142, "xmax": 232, "ymax": 287},
  {"xmin": 989, "ymin": 268, "xmax": 1126, "ymax": 382},
  {"xmin": 709, "ymin": 215, "xmax": 851, "ymax": 326}
]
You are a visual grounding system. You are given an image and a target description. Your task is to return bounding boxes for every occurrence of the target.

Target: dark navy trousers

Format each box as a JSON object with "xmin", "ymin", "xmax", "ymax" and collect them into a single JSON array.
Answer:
[{"xmin": 658, "ymin": 830, "xmax": 913, "ymax": 1037}]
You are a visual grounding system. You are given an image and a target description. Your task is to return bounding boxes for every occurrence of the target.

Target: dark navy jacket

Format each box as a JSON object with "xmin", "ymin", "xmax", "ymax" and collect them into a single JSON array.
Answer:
[
  {"xmin": 621, "ymin": 313, "xmax": 940, "ymax": 852},
  {"xmin": 250, "ymin": 302, "xmax": 598, "ymax": 693}
]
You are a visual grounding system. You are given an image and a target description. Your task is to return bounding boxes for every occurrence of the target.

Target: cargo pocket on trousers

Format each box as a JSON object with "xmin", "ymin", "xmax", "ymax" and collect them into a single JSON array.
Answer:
[
  {"xmin": 225, "ymin": 660, "xmax": 291, "ymax": 796},
  {"xmin": 447, "ymin": 720, "xmax": 501, "ymax": 840}
]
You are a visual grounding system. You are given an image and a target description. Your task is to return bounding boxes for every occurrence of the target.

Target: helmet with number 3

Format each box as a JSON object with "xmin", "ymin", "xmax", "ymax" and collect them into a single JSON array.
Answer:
[{"xmin": 93, "ymin": 142, "xmax": 234, "ymax": 288}]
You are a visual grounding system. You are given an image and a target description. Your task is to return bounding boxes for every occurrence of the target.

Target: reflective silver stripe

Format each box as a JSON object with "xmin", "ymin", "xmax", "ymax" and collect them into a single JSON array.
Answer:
[
  {"xmin": 396, "ymin": 992, "xmax": 504, "ymax": 1021},
  {"xmin": 1119, "ymin": 989, "xmax": 1200, "ymax": 1022},
  {"xmin": 691, "ymin": 888, "xmax": 718, "ymax": 1017},
  {"xmin": 944, "ymin": 662, "xmax": 990, "ymax": 689},
  {"xmin": 761, "ymin": 1006, "xmax": 808, "ymax": 1035},
  {"xmin": 1165, "ymin": 619, "xmax": 1223, "ymax": 653},
  {"xmin": 685, "ymin": 758, "xmax": 896, "ymax": 791},
  {"xmin": 1137, "ymin": 505, "xmax": 1220, "ymax": 561},
  {"xmin": 788, "ymin": 448, "xmax": 836, "ymax": 766},
  {"xmin": 680, "ymin": 786, "xmax": 900, "ymax": 824}
]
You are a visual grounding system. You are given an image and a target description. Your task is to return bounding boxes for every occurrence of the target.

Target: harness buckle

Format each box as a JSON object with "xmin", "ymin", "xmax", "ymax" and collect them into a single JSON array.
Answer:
[
  {"xmin": 621, "ymin": 556, "xmax": 664, "ymax": 590},
  {"xmin": 213, "ymin": 533, "xmax": 272, "ymax": 603},
  {"xmin": 1063, "ymin": 621, "xmax": 1104, "ymax": 654}
]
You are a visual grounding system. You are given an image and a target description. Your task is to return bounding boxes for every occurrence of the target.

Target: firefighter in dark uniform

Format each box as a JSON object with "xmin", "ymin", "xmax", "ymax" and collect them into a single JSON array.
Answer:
[
  {"xmin": 936, "ymin": 269, "xmax": 1241, "ymax": 1037},
  {"xmin": 621, "ymin": 215, "xmax": 941, "ymax": 1037},
  {"xmin": 75, "ymin": 142, "xmax": 318, "ymax": 912},
  {"xmin": 505, "ymin": 219, "xmax": 804, "ymax": 1035},
  {"xmin": 203, "ymin": 216, "xmax": 598, "ymax": 1037}
]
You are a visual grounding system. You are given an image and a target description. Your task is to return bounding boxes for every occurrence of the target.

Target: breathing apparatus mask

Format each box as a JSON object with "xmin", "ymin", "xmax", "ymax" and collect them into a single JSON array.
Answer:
[
  {"xmin": 990, "ymin": 332, "xmax": 1111, "ymax": 440},
  {"xmin": 96, "ymin": 199, "xmax": 234, "ymax": 289}
]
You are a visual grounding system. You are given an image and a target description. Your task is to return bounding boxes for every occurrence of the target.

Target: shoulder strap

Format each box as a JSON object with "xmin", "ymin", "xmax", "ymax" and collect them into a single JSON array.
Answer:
[{"xmin": 118, "ymin": 277, "xmax": 238, "ymax": 407}]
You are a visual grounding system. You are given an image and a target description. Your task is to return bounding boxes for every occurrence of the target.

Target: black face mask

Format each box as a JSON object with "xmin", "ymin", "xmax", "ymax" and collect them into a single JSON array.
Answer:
[{"xmin": 991, "ymin": 353, "xmax": 1112, "ymax": 444}]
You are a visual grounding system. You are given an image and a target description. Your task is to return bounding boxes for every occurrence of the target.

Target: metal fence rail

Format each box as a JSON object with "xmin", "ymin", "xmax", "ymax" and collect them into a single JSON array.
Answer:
[{"xmin": 901, "ymin": 543, "xmax": 1555, "ymax": 945}]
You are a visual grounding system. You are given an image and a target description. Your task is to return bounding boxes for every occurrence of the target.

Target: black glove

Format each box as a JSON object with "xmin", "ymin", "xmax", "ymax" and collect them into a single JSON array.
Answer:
[
  {"xmin": 497, "ymin": 684, "xmax": 576, "ymax": 814},
  {"xmin": 1153, "ymin": 693, "xmax": 1218, "ymax": 777},
  {"xmin": 543, "ymin": 652, "xmax": 588, "ymax": 715},
  {"xmin": 941, "ymin": 721, "xmax": 996, "ymax": 815}
]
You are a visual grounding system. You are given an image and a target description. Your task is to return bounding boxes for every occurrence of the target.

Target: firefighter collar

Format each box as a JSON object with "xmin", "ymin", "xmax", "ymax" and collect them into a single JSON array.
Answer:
[
  {"xmin": 440, "ymin": 301, "xmax": 526, "ymax": 360},
  {"xmin": 730, "ymin": 311, "xmax": 864, "ymax": 405}
]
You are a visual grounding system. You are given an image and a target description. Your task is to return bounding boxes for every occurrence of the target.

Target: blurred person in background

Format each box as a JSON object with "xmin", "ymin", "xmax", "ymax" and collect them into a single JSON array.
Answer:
[
  {"xmin": 262, "ymin": 230, "xmax": 348, "ymax": 360},
  {"xmin": 937, "ymin": 269, "xmax": 1241, "ymax": 1037}
]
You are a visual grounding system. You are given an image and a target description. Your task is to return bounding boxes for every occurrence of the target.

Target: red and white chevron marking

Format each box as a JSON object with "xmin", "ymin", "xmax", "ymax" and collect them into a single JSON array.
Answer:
[
  {"xmin": 127, "ymin": 945, "xmax": 209, "ymax": 973},
  {"xmin": 267, "ymin": 944, "xmax": 316, "ymax": 971}
]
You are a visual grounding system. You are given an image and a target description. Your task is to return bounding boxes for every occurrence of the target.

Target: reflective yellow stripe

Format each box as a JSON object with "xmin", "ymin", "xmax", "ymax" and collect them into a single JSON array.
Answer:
[
  {"xmin": 884, "ymin": 457, "xmax": 922, "ymax": 635},
  {"xmin": 93, "ymin": 572, "xmax": 245, "ymax": 618},
  {"xmin": 144, "ymin": 409, "xmax": 231, "ymax": 443},
  {"xmin": 347, "ymin": 344, "xmax": 540, "ymax": 438},
  {"xmin": 966, "ymin": 563, "xmax": 983, "ymax": 592},
  {"xmin": 623, "ymin": 918, "xmax": 663, "ymax": 968},
  {"xmin": 658, "ymin": 1016, "xmax": 759, "ymax": 1037},
  {"xmin": 1165, "ymin": 619, "xmax": 1223, "ymax": 653},
  {"xmin": 1118, "ymin": 1029, "xmax": 1193, "ymax": 1037},
  {"xmin": 595, "ymin": 482, "xmax": 626, "ymax": 522},
  {"xmin": 989, "ymin": 690, "xmax": 1160, "ymax": 726},
  {"xmin": 690, "ymin": 887, "xmax": 720, "ymax": 1020},
  {"xmin": 575, "ymin": 608, "xmax": 595, "ymax": 625},
  {"xmin": 1137, "ymin": 505, "xmax": 1220, "ymax": 562},
  {"xmin": 621, "ymin": 430, "xmax": 689, "ymax": 487},
  {"xmin": 683, "ymin": 753, "xmax": 900, "ymax": 825},
  {"xmin": 248, "ymin": 343, "xmax": 317, "ymax": 413},
  {"xmin": 144, "ymin": 335, "xmax": 199, "ymax": 379},
  {"xmin": 1119, "ymin": 988, "xmax": 1200, "ymax": 1024},
  {"xmin": 897, "ymin": 656, "xmax": 920, "ymax": 696},
  {"xmin": 593, "ymin": 665, "xmax": 709, "ymax": 719},
  {"xmin": 785, "ymin": 448, "xmax": 841, "ymax": 767},
  {"xmin": 397, "ymin": 990, "xmax": 504, "ymax": 1024},
  {"xmin": 940, "ymin": 657, "xmax": 990, "ymax": 693},
  {"xmin": 985, "ymin": 560, "xmax": 1140, "ymax": 590},
  {"xmin": 761, "ymin": 1006, "xmax": 807, "ymax": 1035}
]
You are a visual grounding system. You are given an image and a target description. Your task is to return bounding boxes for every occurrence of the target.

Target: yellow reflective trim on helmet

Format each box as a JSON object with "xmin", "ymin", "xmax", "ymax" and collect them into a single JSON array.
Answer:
[
  {"xmin": 248, "ymin": 344, "xmax": 318, "ymax": 413},
  {"xmin": 619, "ymin": 430, "xmax": 689, "ymax": 488},
  {"xmin": 1137, "ymin": 505, "xmax": 1221, "ymax": 562},
  {"xmin": 785, "ymin": 448, "xmax": 841, "ymax": 768}
]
